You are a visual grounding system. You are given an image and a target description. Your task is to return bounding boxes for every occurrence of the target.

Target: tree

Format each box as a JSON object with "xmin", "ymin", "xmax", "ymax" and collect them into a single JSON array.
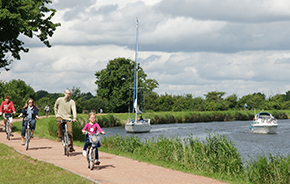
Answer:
[
  {"xmin": 36, "ymin": 90, "xmax": 49, "ymax": 100},
  {"xmin": 0, "ymin": 79, "xmax": 36, "ymax": 113},
  {"xmin": 237, "ymin": 92, "xmax": 266, "ymax": 110},
  {"xmin": 95, "ymin": 57, "xmax": 158, "ymax": 113},
  {"xmin": 224, "ymin": 94, "xmax": 238, "ymax": 109},
  {"xmin": 0, "ymin": 0, "xmax": 61, "ymax": 70},
  {"xmin": 204, "ymin": 91, "xmax": 226, "ymax": 102}
]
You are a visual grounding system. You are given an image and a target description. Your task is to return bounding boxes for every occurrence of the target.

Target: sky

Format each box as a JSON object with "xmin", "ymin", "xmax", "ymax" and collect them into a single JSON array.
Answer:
[{"xmin": 1, "ymin": 0, "xmax": 290, "ymax": 99}]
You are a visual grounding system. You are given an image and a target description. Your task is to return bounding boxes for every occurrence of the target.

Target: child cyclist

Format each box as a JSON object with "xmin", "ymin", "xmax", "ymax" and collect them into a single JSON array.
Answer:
[{"xmin": 82, "ymin": 112, "xmax": 105, "ymax": 165}]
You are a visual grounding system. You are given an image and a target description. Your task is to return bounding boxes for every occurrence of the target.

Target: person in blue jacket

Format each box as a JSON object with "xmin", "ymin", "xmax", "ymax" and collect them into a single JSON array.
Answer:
[{"xmin": 18, "ymin": 98, "xmax": 39, "ymax": 145}]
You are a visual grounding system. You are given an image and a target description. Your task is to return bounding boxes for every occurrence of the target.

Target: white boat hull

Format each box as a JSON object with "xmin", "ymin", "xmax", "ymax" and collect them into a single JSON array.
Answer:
[
  {"xmin": 250, "ymin": 111, "xmax": 278, "ymax": 134},
  {"xmin": 250, "ymin": 124, "xmax": 278, "ymax": 134},
  {"xmin": 125, "ymin": 119, "xmax": 151, "ymax": 133}
]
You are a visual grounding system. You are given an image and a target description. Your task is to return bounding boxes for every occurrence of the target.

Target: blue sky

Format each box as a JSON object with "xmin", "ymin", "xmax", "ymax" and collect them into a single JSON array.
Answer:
[{"xmin": 1, "ymin": 0, "xmax": 290, "ymax": 98}]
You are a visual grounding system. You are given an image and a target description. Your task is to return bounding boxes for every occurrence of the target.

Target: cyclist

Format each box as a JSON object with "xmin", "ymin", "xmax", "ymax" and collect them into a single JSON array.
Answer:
[
  {"xmin": 82, "ymin": 112, "xmax": 105, "ymax": 165},
  {"xmin": 18, "ymin": 98, "xmax": 39, "ymax": 145},
  {"xmin": 54, "ymin": 89, "xmax": 77, "ymax": 152},
  {"xmin": 44, "ymin": 105, "xmax": 49, "ymax": 117},
  {"xmin": 0, "ymin": 95, "xmax": 16, "ymax": 135}
]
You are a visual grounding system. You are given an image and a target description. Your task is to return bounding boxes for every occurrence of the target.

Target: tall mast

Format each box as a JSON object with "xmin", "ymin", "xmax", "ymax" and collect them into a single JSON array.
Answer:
[{"xmin": 132, "ymin": 18, "xmax": 139, "ymax": 121}]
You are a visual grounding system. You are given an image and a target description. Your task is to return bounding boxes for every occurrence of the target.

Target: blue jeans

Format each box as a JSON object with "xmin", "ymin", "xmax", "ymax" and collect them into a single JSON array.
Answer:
[
  {"xmin": 21, "ymin": 119, "xmax": 36, "ymax": 137},
  {"xmin": 83, "ymin": 136, "xmax": 99, "ymax": 160}
]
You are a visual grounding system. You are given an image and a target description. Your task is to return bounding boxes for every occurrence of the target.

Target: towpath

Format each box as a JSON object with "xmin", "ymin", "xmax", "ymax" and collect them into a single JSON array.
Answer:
[{"xmin": 0, "ymin": 118, "xmax": 227, "ymax": 184}]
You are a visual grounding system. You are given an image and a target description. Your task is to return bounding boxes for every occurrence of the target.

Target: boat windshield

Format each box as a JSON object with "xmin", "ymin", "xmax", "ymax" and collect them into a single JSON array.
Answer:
[{"xmin": 257, "ymin": 112, "xmax": 271, "ymax": 118}]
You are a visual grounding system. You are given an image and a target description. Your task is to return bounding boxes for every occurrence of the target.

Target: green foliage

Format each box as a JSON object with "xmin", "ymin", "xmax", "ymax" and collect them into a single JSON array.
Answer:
[
  {"xmin": 36, "ymin": 90, "xmax": 49, "ymax": 100},
  {"xmin": 102, "ymin": 133, "xmax": 290, "ymax": 183},
  {"xmin": 0, "ymin": 0, "xmax": 61, "ymax": 69},
  {"xmin": 246, "ymin": 153, "xmax": 290, "ymax": 184},
  {"xmin": 102, "ymin": 133, "xmax": 244, "ymax": 177},
  {"xmin": 95, "ymin": 57, "xmax": 158, "ymax": 113},
  {"xmin": 0, "ymin": 79, "xmax": 36, "ymax": 113}
]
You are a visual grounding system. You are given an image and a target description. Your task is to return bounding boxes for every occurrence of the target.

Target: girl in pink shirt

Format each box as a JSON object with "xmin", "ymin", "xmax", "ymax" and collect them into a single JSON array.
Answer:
[{"xmin": 82, "ymin": 112, "xmax": 105, "ymax": 165}]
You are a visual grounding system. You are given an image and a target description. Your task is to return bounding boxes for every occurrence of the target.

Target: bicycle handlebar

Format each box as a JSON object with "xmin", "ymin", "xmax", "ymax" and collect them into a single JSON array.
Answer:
[
  {"xmin": 56, "ymin": 119, "xmax": 73, "ymax": 123},
  {"xmin": 82, "ymin": 131, "xmax": 105, "ymax": 136},
  {"xmin": 4, "ymin": 113, "xmax": 13, "ymax": 118}
]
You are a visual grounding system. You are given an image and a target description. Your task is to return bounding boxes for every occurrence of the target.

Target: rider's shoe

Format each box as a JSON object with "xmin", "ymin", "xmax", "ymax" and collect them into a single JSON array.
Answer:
[
  {"xmin": 95, "ymin": 160, "xmax": 100, "ymax": 165},
  {"xmin": 57, "ymin": 138, "xmax": 62, "ymax": 142},
  {"xmin": 31, "ymin": 134, "xmax": 33, "ymax": 138},
  {"xmin": 21, "ymin": 140, "xmax": 25, "ymax": 145},
  {"xmin": 11, "ymin": 132, "xmax": 14, "ymax": 137},
  {"xmin": 70, "ymin": 147, "xmax": 75, "ymax": 152},
  {"xmin": 82, "ymin": 150, "xmax": 87, "ymax": 157},
  {"xmin": 2, "ymin": 126, "xmax": 5, "ymax": 131}
]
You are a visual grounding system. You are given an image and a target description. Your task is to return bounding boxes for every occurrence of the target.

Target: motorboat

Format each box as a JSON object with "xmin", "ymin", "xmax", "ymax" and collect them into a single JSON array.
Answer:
[
  {"xmin": 125, "ymin": 19, "xmax": 151, "ymax": 133},
  {"xmin": 249, "ymin": 111, "xmax": 278, "ymax": 134}
]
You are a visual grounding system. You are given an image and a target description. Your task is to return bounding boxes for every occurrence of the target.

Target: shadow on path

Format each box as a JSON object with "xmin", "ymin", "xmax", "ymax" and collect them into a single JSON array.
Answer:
[
  {"xmin": 97, "ymin": 164, "xmax": 115, "ymax": 170},
  {"xmin": 29, "ymin": 147, "xmax": 52, "ymax": 150},
  {"xmin": 69, "ymin": 152, "xmax": 82, "ymax": 157},
  {"xmin": 10, "ymin": 137, "xmax": 22, "ymax": 141}
]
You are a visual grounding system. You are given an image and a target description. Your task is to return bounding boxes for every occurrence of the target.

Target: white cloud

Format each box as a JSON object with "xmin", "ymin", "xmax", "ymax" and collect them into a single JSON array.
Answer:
[{"xmin": 2, "ymin": 0, "xmax": 290, "ymax": 100}]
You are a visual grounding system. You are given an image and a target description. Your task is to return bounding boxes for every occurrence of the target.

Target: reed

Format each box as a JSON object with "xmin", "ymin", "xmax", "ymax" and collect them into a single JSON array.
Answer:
[
  {"xmin": 102, "ymin": 133, "xmax": 244, "ymax": 177},
  {"xmin": 102, "ymin": 133, "xmax": 290, "ymax": 183},
  {"xmin": 246, "ymin": 153, "xmax": 290, "ymax": 184}
]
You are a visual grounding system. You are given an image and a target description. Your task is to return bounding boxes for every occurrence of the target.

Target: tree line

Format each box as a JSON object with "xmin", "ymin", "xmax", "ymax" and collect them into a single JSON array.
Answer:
[{"xmin": 1, "ymin": 79, "xmax": 290, "ymax": 115}]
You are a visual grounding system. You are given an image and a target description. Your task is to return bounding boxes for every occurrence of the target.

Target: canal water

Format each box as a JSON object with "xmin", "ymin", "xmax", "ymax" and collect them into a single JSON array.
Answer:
[{"xmin": 102, "ymin": 119, "xmax": 290, "ymax": 161}]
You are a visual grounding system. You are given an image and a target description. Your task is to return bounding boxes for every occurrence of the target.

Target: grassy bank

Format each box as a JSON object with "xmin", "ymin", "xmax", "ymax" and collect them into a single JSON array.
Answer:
[
  {"xmin": 100, "ymin": 134, "xmax": 290, "ymax": 184},
  {"xmin": 0, "ymin": 143, "xmax": 93, "ymax": 184},
  {"xmin": 11, "ymin": 111, "xmax": 290, "ymax": 184},
  {"xmin": 83, "ymin": 110, "xmax": 289, "ymax": 126}
]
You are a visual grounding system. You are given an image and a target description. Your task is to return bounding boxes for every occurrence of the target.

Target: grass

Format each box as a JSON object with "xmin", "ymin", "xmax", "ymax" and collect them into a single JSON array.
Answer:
[
  {"xmin": 100, "ymin": 134, "xmax": 290, "ymax": 184},
  {"xmin": 101, "ymin": 133, "xmax": 247, "ymax": 184},
  {"xmin": 92, "ymin": 110, "xmax": 290, "ymax": 126},
  {"xmin": 10, "ymin": 112, "xmax": 290, "ymax": 184},
  {"xmin": 0, "ymin": 143, "xmax": 93, "ymax": 184}
]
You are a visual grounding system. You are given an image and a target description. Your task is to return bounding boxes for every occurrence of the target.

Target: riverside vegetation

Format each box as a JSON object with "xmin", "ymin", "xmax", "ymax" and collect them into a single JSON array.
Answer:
[{"xmin": 11, "ymin": 111, "xmax": 290, "ymax": 184}]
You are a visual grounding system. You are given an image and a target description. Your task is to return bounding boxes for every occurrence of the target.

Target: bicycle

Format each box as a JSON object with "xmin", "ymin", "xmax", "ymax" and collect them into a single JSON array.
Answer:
[
  {"xmin": 84, "ymin": 132, "xmax": 103, "ymax": 170},
  {"xmin": 57, "ymin": 119, "xmax": 72, "ymax": 157},
  {"xmin": 4, "ymin": 113, "xmax": 13, "ymax": 140},
  {"xmin": 24, "ymin": 117, "xmax": 32, "ymax": 150}
]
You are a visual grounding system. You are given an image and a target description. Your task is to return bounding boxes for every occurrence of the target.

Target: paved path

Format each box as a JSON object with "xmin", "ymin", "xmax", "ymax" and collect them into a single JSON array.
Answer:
[{"xmin": 0, "ymin": 118, "xmax": 227, "ymax": 184}]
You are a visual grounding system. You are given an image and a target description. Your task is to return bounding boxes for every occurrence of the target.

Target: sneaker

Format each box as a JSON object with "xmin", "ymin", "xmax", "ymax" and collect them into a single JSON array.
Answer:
[
  {"xmin": 21, "ymin": 140, "xmax": 25, "ymax": 145},
  {"xmin": 31, "ymin": 134, "xmax": 33, "ymax": 138},
  {"xmin": 82, "ymin": 150, "xmax": 87, "ymax": 157},
  {"xmin": 95, "ymin": 160, "xmax": 100, "ymax": 165},
  {"xmin": 11, "ymin": 132, "xmax": 14, "ymax": 137},
  {"xmin": 2, "ymin": 126, "xmax": 5, "ymax": 131},
  {"xmin": 57, "ymin": 138, "xmax": 62, "ymax": 142},
  {"xmin": 70, "ymin": 147, "xmax": 75, "ymax": 152}
]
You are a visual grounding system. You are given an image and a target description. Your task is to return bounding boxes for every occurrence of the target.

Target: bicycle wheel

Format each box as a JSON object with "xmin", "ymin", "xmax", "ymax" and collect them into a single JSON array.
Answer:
[
  {"xmin": 64, "ymin": 132, "xmax": 69, "ymax": 157},
  {"xmin": 25, "ymin": 129, "xmax": 31, "ymax": 150},
  {"xmin": 6, "ymin": 122, "xmax": 10, "ymax": 140},
  {"xmin": 87, "ymin": 148, "xmax": 90, "ymax": 168},
  {"xmin": 89, "ymin": 149, "xmax": 95, "ymax": 170}
]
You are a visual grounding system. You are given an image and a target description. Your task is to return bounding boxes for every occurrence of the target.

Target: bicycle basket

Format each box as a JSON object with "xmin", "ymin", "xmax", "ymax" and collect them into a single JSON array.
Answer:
[{"xmin": 89, "ymin": 134, "xmax": 100, "ymax": 143}]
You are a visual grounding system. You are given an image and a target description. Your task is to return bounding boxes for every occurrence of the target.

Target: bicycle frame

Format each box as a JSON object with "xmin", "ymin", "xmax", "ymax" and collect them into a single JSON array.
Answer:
[
  {"xmin": 85, "ymin": 132, "xmax": 101, "ymax": 170},
  {"xmin": 57, "ymin": 119, "xmax": 71, "ymax": 157},
  {"xmin": 24, "ymin": 118, "xmax": 32, "ymax": 150},
  {"xmin": 4, "ymin": 113, "xmax": 13, "ymax": 140}
]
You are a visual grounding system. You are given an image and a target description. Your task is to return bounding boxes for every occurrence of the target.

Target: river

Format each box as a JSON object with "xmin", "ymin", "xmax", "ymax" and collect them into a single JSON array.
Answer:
[{"xmin": 102, "ymin": 119, "xmax": 290, "ymax": 161}]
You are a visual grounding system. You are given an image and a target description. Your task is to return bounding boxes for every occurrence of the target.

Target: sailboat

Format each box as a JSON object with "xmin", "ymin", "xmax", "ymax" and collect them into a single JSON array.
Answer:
[{"xmin": 125, "ymin": 19, "xmax": 151, "ymax": 133}]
